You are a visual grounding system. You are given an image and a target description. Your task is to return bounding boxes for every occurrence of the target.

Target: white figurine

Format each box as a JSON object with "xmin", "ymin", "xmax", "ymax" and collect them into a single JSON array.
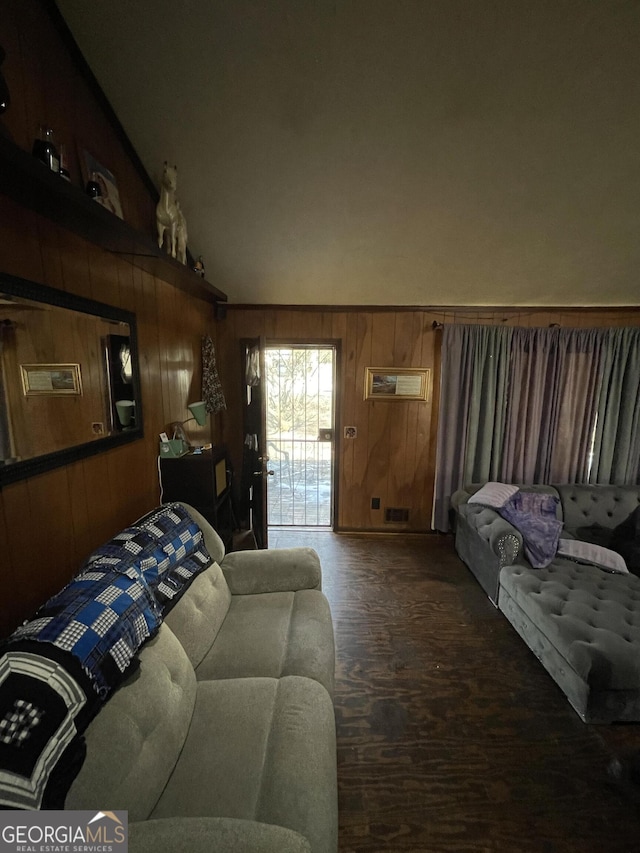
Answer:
[
  {"xmin": 156, "ymin": 162, "xmax": 179, "ymax": 258},
  {"xmin": 175, "ymin": 201, "xmax": 188, "ymax": 265}
]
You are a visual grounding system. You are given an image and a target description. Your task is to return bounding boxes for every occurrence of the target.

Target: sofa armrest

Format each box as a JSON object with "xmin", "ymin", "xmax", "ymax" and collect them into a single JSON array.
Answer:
[
  {"xmin": 458, "ymin": 503, "xmax": 523, "ymax": 566},
  {"xmin": 220, "ymin": 546, "xmax": 322, "ymax": 594},
  {"xmin": 130, "ymin": 818, "xmax": 311, "ymax": 853},
  {"xmin": 451, "ymin": 488, "xmax": 472, "ymax": 510}
]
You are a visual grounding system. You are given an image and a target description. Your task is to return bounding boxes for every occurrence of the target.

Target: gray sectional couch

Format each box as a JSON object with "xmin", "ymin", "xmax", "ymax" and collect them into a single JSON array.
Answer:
[
  {"xmin": 0, "ymin": 502, "xmax": 337, "ymax": 853},
  {"xmin": 453, "ymin": 484, "xmax": 640, "ymax": 723}
]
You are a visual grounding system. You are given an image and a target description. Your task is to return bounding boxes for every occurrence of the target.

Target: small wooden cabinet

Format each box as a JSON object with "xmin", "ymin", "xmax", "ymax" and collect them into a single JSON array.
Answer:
[{"xmin": 159, "ymin": 447, "xmax": 234, "ymax": 551}]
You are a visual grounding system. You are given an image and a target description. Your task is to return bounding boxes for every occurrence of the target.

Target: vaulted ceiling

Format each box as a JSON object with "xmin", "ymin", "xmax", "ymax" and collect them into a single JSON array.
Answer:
[{"xmin": 57, "ymin": 1, "xmax": 640, "ymax": 306}]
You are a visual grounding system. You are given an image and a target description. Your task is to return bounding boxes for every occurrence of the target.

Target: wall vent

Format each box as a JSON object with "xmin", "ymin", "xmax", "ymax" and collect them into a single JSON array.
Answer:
[{"xmin": 384, "ymin": 507, "xmax": 410, "ymax": 523}]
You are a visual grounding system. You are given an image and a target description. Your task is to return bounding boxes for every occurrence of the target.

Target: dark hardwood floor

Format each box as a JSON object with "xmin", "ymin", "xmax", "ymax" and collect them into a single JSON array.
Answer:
[{"xmin": 269, "ymin": 528, "xmax": 640, "ymax": 853}]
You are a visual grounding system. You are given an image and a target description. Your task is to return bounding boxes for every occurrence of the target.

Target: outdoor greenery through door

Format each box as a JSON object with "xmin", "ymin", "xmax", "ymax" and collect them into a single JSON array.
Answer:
[{"xmin": 265, "ymin": 346, "xmax": 335, "ymax": 527}]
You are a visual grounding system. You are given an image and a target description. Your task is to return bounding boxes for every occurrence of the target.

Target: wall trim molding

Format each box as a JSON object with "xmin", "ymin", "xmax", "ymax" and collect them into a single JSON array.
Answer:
[{"xmin": 225, "ymin": 303, "xmax": 640, "ymax": 314}]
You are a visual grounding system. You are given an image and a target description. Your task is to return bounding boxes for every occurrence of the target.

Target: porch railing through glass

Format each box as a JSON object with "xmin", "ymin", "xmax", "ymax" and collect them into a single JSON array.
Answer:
[
  {"xmin": 265, "ymin": 347, "xmax": 334, "ymax": 527},
  {"xmin": 267, "ymin": 438, "xmax": 332, "ymax": 525}
]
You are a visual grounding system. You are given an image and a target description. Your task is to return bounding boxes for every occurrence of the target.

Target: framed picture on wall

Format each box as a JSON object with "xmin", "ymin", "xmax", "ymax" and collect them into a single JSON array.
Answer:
[
  {"xmin": 80, "ymin": 149, "xmax": 124, "ymax": 219},
  {"xmin": 20, "ymin": 363, "xmax": 83, "ymax": 396},
  {"xmin": 364, "ymin": 367, "xmax": 430, "ymax": 401}
]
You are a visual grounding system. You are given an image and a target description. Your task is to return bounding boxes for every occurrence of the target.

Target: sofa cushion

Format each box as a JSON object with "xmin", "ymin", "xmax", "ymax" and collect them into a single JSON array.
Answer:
[
  {"xmin": 150, "ymin": 675, "xmax": 337, "ymax": 853},
  {"xmin": 163, "ymin": 562, "xmax": 232, "ymax": 669},
  {"xmin": 500, "ymin": 562, "xmax": 640, "ymax": 690},
  {"xmin": 221, "ymin": 547, "xmax": 322, "ymax": 595},
  {"xmin": 130, "ymin": 817, "xmax": 312, "ymax": 853},
  {"xmin": 65, "ymin": 624, "xmax": 197, "ymax": 821},
  {"xmin": 193, "ymin": 589, "xmax": 335, "ymax": 696}
]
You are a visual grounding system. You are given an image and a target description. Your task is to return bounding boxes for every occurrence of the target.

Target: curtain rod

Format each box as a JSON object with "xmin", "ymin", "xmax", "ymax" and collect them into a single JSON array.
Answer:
[{"xmin": 432, "ymin": 320, "xmax": 563, "ymax": 329}]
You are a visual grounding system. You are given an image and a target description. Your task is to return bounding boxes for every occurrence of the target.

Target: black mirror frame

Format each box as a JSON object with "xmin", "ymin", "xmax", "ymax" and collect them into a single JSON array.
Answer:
[{"xmin": 0, "ymin": 272, "xmax": 143, "ymax": 488}]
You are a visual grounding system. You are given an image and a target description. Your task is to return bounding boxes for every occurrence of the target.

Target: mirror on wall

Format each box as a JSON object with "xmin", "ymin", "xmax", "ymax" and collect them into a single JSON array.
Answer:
[{"xmin": 0, "ymin": 272, "xmax": 143, "ymax": 487}]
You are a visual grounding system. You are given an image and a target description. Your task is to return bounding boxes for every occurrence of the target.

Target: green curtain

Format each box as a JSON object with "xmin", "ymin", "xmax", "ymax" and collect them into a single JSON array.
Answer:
[
  {"xmin": 591, "ymin": 328, "xmax": 640, "ymax": 483},
  {"xmin": 463, "ymin": 325, "xmax": 512, "ymax": 483},
  {"xmin": 433, "ymin": 324, "xmax": 640, "ymax": 532}
]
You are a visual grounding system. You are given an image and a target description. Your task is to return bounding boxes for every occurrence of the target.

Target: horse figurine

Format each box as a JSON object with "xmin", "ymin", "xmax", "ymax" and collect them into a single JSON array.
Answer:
[
  {"xmin": 175, "ymin": 201, "xmax": 188, "ymax": 265},
  {"xmin": 156, "ymin": 162, "xmax": 178, "ymax": 258}
]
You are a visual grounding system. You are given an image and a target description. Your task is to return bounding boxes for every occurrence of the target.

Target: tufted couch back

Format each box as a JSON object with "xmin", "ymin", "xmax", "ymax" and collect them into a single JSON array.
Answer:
[{"xmin": 555, "ymin": 484, "xmax": 640, "ymax": 545}]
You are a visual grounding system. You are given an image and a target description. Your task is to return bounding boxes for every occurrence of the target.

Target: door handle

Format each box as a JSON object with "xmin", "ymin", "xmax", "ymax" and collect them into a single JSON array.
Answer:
[{"xmin": 252, "ymin": 469, "xmax": 275, "ymax": 476}]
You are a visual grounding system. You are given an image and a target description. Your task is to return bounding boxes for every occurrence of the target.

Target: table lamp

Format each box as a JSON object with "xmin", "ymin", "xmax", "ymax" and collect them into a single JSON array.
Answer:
[{"xmin": 187, "ymin": 401, "xmax": 207, "ymax": 426}]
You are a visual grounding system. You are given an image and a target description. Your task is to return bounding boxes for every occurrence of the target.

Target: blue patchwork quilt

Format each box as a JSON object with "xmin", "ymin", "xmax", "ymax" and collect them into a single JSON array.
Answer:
[{"xmin": 84, "ymin": 502, "xmax": 212, "ymax": 612}]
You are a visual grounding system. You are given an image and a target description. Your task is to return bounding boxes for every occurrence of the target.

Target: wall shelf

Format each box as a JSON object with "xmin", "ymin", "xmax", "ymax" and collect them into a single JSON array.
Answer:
[{"xmin": 0, "ymin": 134, "xmax": 227, "ymax": 305}]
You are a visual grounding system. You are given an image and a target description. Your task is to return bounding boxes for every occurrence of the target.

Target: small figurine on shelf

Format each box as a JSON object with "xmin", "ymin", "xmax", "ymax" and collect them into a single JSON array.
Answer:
[
  {"xmin": 193, "ymin": 256, "xmax": 205, "ymax": 278},
  {"xmin": 156, "ymin": 161, "xmax": 179, "ymax": 259},
  {"xmin": 175, "ymin": 201, "xmax": 188, "ymax": 265}
]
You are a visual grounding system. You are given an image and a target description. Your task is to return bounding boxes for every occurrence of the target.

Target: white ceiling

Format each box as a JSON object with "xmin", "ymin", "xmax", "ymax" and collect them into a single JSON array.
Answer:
[{"xmin": 57, "ymin": 0, "xmax": 640, "ymax": 307}]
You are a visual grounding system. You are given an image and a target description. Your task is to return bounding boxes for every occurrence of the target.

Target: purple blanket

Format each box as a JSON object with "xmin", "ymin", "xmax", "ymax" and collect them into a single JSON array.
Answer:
[{"xmin": 498, "ymin": 491, "xmax": 563, "ymax": 568}]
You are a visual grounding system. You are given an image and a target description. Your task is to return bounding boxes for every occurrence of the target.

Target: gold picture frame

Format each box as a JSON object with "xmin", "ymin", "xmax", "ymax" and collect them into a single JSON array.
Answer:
[
  {"xmin": 21, "ymin": 363, "xmax": 83, "ymax": 396},
  {"xmin": 364, "ymin": 367, "xmax": 430, "ymax": 401}
]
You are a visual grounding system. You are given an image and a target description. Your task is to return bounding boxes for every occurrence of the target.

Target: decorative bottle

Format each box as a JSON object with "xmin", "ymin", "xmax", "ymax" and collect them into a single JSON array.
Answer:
[
  {"xmin": 58, "ymin": 143, "xmax": 71, "ymax": 182},
  {"xmin": 32, "ymin": 126, "xmax": 60, "ymax": 174}
]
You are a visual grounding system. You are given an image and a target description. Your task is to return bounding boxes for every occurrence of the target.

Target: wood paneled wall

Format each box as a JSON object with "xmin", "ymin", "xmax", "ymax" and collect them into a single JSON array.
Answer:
[
  {"xmin": 0, "ymin": 196, "xmax": 216, "ymax": 636},
  {"xmin": 0, "ymin": 2, "xmax": 217, "ymax": 635},
  {"xmin": 217, "ymin": 306, "xmax": 640, "ymax": 535}
]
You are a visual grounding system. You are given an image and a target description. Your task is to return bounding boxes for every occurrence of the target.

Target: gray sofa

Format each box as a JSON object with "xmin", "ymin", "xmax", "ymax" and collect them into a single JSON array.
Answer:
[
  {"xmin": 453, "ymin": 484, "xmax": 640, "ymax": 723},
  {"xmin": 0, "ymin": 502, "xmax": 337, "ymax": 852}
]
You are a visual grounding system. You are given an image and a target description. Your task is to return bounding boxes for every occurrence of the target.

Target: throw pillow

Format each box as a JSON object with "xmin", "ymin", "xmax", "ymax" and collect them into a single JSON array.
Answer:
[
  {"xmin": 557, "ymin": 538, "xmax": 629, "ymax": 574},
  {"xmin": 468, "ymin": 482, "xmax": 519, "ymax": 509}
]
